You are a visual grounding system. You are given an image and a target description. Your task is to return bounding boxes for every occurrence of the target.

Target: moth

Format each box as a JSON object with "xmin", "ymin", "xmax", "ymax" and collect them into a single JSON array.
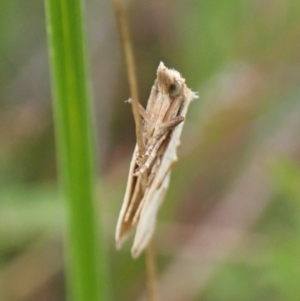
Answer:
[{"xmin": 116, "ymin": 62, "xmax": 198, "ymax": 258}]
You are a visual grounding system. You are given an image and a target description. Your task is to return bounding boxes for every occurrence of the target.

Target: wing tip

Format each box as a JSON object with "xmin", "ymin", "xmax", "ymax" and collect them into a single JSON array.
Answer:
[{"xmin": 131, "ymin": 246, "xmax": 140, "ymax": 259}]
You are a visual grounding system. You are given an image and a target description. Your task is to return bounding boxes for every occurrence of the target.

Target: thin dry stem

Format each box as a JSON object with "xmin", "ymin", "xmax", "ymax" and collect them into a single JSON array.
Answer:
[
  {"xmin": 112, "ymin": 2, "xmax": 157, "ymax": 301},
  {"xmin": 112, "ymin": 0, "xmax": 145, "ymax": 155},
  {"xmin": 146, "ymin": 240, "xmax": 158, "ymax": 301}
]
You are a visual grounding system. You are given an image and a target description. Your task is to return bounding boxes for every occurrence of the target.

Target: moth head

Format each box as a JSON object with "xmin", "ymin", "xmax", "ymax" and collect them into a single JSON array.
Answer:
[
  {"xmin": 168, "ymin": 81, "xmax": 181, "ymax": 97},
  {"xmin": 156, "ymin": 61, "xmax": 185, "ymax": 97}
]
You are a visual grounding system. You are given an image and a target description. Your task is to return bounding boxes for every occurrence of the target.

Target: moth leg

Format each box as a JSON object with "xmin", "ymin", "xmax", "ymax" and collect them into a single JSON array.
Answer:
[
  {"xmin": 134, "ymin": 133, "xmax": 167, "ymax": 176},
  {"xmin": 143, "ymin": 115, "xmax": 184, "ymax": 158},
  {"xmin": 138, "ymin": 104, "xmax": 153, "ymax": 124},
  {"xmin": 160, "ymin": 115, "xmax": 184, "ymax": 130},
  {"xmin": 135, "ymin": 116, "xmax": 184, "ymax": 175},
  {"xmin": 126, "ymin": 98, "xmax": 153, "ymax": 124},
  {"xmin": 147, "ymin": 155, "xmax": 161, "ymax": 186},
  {"xmin": 140, "ymin": 115, "xmax": 184, "ymax": 162}
]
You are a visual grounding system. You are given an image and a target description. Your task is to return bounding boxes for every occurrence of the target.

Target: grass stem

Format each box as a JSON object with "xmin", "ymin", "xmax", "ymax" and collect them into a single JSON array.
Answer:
[{"xmin": 44, "ymin": 0, "xmax": 110, "ymax": 300}]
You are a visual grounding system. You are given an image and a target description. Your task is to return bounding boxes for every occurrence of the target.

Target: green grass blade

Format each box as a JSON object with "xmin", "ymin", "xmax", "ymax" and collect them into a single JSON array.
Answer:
[{"xmin": 44, "ymin": 1, "xmax": 110, "ymax": 301}]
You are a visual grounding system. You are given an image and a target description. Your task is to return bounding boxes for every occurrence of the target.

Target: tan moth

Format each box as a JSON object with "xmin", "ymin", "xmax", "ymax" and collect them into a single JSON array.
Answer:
[{"xmin": 116, "ymin": 62, "xmax": 198, "ymax": 258}]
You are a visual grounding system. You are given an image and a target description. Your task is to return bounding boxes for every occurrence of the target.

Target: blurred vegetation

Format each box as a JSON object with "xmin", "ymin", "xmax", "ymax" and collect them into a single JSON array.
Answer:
[{"xmin": 0, "ymin": 0, "xmax": 300, "ymax": 301}]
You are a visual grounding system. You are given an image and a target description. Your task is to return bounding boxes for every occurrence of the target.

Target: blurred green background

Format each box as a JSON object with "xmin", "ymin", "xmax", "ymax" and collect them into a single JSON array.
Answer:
[{"xmin": 1, "ymin": 0, "xmax": 300, "ymax": 300}]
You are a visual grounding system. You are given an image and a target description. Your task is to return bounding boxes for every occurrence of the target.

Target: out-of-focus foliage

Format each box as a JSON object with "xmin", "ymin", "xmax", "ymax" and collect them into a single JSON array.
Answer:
[
  {"xmin": 201, "ymin": 159, "xmax": 300, "ymax": 301},
  {"xmin": 0, "ymin": 0, "xmax": 300, "ymax": 300}
]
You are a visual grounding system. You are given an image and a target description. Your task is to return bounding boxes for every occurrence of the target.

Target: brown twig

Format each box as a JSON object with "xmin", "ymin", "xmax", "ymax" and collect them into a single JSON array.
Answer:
[
  {"xmin": 146, "ymin": 240, "xmax": 158, "ymax": 301},
  {"xmin": 112, "ymin": 1, "xmax": 157, "ymax": 301},
  {"xmin": 112, "ymin": 0, "xmax": 145, "ymax": 155}
]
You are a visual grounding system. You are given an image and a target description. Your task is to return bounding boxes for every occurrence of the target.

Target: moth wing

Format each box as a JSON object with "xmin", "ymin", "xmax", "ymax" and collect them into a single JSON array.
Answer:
[
  {"xmin": 115, "ymin": 144, "xmax": 139, "ymax": 249},
  {"xmin": 131, "ymin": 90, "xmax": 197, "ymax": 257},
  {"xmin": 131, "ymin": 129, "xmax": 179, "ymax": 258},
  {"xmin": 131, "ymin": 171, "xmax": 170, "ymax": 258}
]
